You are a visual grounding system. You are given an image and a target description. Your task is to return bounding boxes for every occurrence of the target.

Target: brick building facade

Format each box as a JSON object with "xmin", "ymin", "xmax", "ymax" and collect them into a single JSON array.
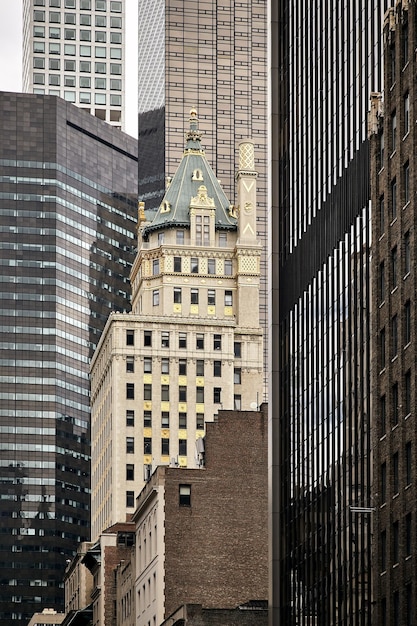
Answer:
[
  {"xmin": 369, "ymin": 2, "xmax": 417, "ymax": 623},
  {"xmin": 130, "ymin": 406, "xmax": 268, "ymax": 625}
]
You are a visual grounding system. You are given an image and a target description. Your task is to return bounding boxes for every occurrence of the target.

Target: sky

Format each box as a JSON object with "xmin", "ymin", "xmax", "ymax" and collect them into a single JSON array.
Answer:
[{"xmin": 0, "ymin": 0, "xmax": 138, "ymax": 138}]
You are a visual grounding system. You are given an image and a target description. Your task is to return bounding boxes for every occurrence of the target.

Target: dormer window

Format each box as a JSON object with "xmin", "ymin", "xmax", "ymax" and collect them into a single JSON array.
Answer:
[
  {"xmin": 192, "ymin": 168, "xmax": 204, "ymax": 181},
  {"xmin": 161, "ymin": 200, "xmax": 171, "ymax": 213},
  {"xmin": 196, "ymin": 215, "xmax": 210, "ymax": 246}
]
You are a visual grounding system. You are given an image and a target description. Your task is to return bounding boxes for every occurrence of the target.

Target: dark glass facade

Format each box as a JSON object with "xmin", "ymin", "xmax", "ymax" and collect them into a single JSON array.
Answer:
[
  {"xmin": 370, "ymin": 3, "xmax": 417, "ymax": 622},
  {"xmin": 270, "ymin": 3, "xmax": 391, "ymax": 624},
  {"xmin": 138, "ymin": 0, "xmax": 268, "ymax": 389},
  {"xmin": 0, "ymin": 92, "xmax": 137, "ymax": 625}
]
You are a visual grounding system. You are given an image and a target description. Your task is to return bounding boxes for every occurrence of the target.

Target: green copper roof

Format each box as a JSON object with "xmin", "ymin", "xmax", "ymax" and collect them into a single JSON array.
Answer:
[{"xmin": 142, "ymin": 109, "xmax": 237, "ymax": 239}]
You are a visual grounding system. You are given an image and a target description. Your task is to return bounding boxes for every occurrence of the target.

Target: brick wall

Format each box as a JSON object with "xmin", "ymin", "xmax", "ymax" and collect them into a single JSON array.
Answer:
[{"xmin": 163, "ymin": 406, "xmax": 268, "ymax": 618}]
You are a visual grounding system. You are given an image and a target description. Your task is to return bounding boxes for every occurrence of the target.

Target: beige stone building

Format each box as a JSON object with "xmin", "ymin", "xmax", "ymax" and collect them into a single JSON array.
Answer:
[{"xmin": 90, "ymin": 109, "xmax": 263, "ymax": 542}]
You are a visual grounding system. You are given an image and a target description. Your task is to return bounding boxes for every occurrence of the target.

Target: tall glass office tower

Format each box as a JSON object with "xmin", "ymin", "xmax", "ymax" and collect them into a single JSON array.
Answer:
[
  {"xmin": 269, "ymin": 3, "xmax": 391, "ymax": 624},
  {"xmin": 0, "ymin": 92, "xmax": 137, "ymax": 625}
]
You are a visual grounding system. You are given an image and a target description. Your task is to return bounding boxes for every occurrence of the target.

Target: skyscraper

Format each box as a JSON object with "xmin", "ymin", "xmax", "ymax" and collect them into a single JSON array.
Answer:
[
  {"xmin": 269, "ymin": 3, "xmax": 391, "ymax": 624},
  {"xmin": 0, "ymin": 92, "xmax": 137, "ymax": 625},
  {"xmin": 137, "ymin": 0, "xmax": 268, "ymax": 387},
  {"xmin": 370, "ymin": 2, "xmax": 417, "ymax": 622},
  {"xmin": 22, "ymin": 0, "xmax": 126, "ymax": 130},
  {"xmin": 90, "ymin": 110, "xmax": 263, "ymax": 541}
]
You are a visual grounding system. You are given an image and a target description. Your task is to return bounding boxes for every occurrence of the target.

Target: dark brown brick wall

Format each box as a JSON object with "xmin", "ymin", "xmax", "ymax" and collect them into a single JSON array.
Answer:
[
  {"xmin": 370, "ymin": 2, "xmax": 417, "ymax": 624},
  {"xmin": 163, "ymin": 406, "xmax": 268, "ymax": 618}
]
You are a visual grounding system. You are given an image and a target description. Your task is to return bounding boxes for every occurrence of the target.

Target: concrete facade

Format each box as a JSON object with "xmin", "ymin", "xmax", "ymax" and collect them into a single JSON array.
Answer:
[{"xmin": 22, "ymin": 0, "xmax": 126, "ymax": 130}]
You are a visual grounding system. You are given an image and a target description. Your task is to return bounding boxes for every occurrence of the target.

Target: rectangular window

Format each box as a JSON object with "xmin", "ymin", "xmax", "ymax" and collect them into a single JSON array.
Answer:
[
  {"xmin": 143, "ymin": 411, "xmax": 151, "ymax": 427},
  {"xmin": 391, "ymin": 247, "xmax": 397, "ymax": 289},
  {"xmin": 224, "ymin": 259, "xmax": 232, "ymax": 275},
  {"xmin": 161, "ymin": 412, "xmax": 169, "ymax": 428},
  {"xmin": 234, "ymin": 368, "xmax": 242, "ymax": 384},
  {"xmin": 190, "ymin": 257, "xmax": 198, "ymax": 273},
  {"xmin": 381, "ymin": 461, "xmax": 386, "ymax": 503},
  {"xmin": 126, "ymin": 464, "xmax": 134, "ymax": 481},
  {"xmin": 380, "ymin": 395, "xmax": 386, "ymax": 436},
  {"xmin": 161, "ymin": 438, "xmax": 169, "ymax": 456},
  {"xmin": 196, "ymin": 413, "xmax": 204, "ymax": 429},
  {"xmin": 219, "ymin": 232, "xmax": 227, "ymax": 247},
  {"xmin": 392, "ymin": 315, "xmax": 398, "ymax": 357},
  {"xmin": 126, "ymin": 356, "xmax": 134, "ymax": 373},
  {"xmin": 176, "ymin": 230, "xmax": 184, "ymax": 244},
  {"xmin": 404, "ymin": 93, "xmax": 410, "ymax": 135},
  {"xmin": 174, "ymin": 256, "xmax": 182, "ymax": 272},
  {"xmin": 379, "ymin": 195, "xmax": 384, "ymax": 233},
  {"xmin": 179, "ymin": 413, "xmax": 187, "ymax": 428},
  {"xmin": 393, "ymin": 451, "xmax": 399, "ymax": 494},
  {"xmin": 179, "ymin": 332, "xmax": 187, "ymax": 349},
  {"xmin": 161, "ymin": 385, "xmax": 169, "ymax": 401},
  {"xmin": 405, "ymin": 231, "xmax": 411, "ymax": 275},
  {"xmin": 391, "ymin": 111, "xmax": 397, "ymax": 153},
  {"xmin": 143, "ymin": 357, "xmax": 152, "ymax": 373},
  {"xmin": 405, "ymin": 301, "xmax": 411, "ymax": 345},
  {"xmin": 225, "ymin": 290, "xmax": 233, "ymax": 306},
  {"xmin": 207, "ymin": 258, "xmax": 216, "ymax": 274},
  {"xmin": 174, "ymin": 287, "xmax": 182, "ymax": 304},
  {"xmin": 191, "ymin": 288, "xmax": 199, "ymax": 304},
  {"xmin": 208, "ymin": 289, "xmax": 215, "ymax": 305},
  {"xmin": 126, "ymin": 383, "xmax": 134, "ymax": 399},
  {"xmin": 391, "ymin": 178, "xmax": 397, "ymax": 220},
  {"xmin": 406, "ymin": 441, "xmax": 412, "ymax": 485},
  {"xmin": 234, "ymin": 342, "xmax": 242, "ymax": 358},
  {"xmin": 405, "ymin": 370, "xmax": 411, "ymax": 416},
  {"xmin": 196, "ymin": 360, "xmax": 204, "ymax": 376},
  {"xmin": 196, "ymin": 387, "xmax": 204, "ymax": 403},
  {"xmin": 213, "ymin": 361, "xmax": 222, "ymax": 377},
  {"xmin": 178, "ymin": 359, "xmax": 187, "ymax": 375},
  {"xmin": 144, "ymin": 384, "xmax": 152, "ymax": 401},
  {"xmin": 179, "ymin": 484, "xmax": 191, "ymax": 506},
  {"xmin": 404, "ymin": 161, "xmax": 410, "ymax": 204},
  {"xmin": 161, "ymin": 332, "xmax": 170, "ymax": 348},
  {"xmin": 196, "ymin": 334, "xmax": 204, "ymax": 349},
  {"xmin": 161, "ymin": 358, "xmax": 169, "ymax": 374},
  {"xmin": 179, "ymin": 386, "xmax": 187, "ymax": 402},
  {"xmin": 144, "ymin": 438, "xmax": 152, "ymax": 454},
  {"xmin": 153, "ymin": 289, "xmax": 159, "ymax": 306},
  {"xmin": 126, "ymin": 437, "xmax": 134, "ymax": 454},
  {"xmin": 403, "ymin": 17, "xmax": 409, "ymax": 66},
  {"xmin": 393, "ymin": 383, "xmax": 399, "ymax": 425},
  {"xmin": 234, "ymin": 395, "xmax": 242, "ymax": 410},
  {"xmin": 126, "ymin": 410, "xmax": 135, "ymax": 427},
  {"xmin": 152, "ymin": 259, "xmax": 159, "ymax": 275},
  {"xmin": 126, "ymin": 491, "xmax": 135, "ymax": 508},
  {"xmin": 157, "ymin": 232, "xmax": 164, "ymax": 245},
  {"xmin": 144, "ymin": 330, "xmax": 152, "ymax": 347},
  {"xmin": 80, "ymin": 60, "xmax": 91, "ymax": 72},
  {"xmin": 379, "ymin": 261, "xmax": 385, "ymax": 302},
  {"xmin": 80, "ymin": 14, "xmax": 91, "ymax": 25},
  {"xmin": 213, "ymin": 334, "xmax": 222, "ymax": 350},
  {"xmin": 380, "ymin": 328, "xmax": 385, "ymax": 369},
  {"xmin": 179, "ymin": 439, "xmax": 187, "ymax": 456},
  {"xmin": 214, "ymin": 387, "xmax": 222, "ymax": 404}
]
